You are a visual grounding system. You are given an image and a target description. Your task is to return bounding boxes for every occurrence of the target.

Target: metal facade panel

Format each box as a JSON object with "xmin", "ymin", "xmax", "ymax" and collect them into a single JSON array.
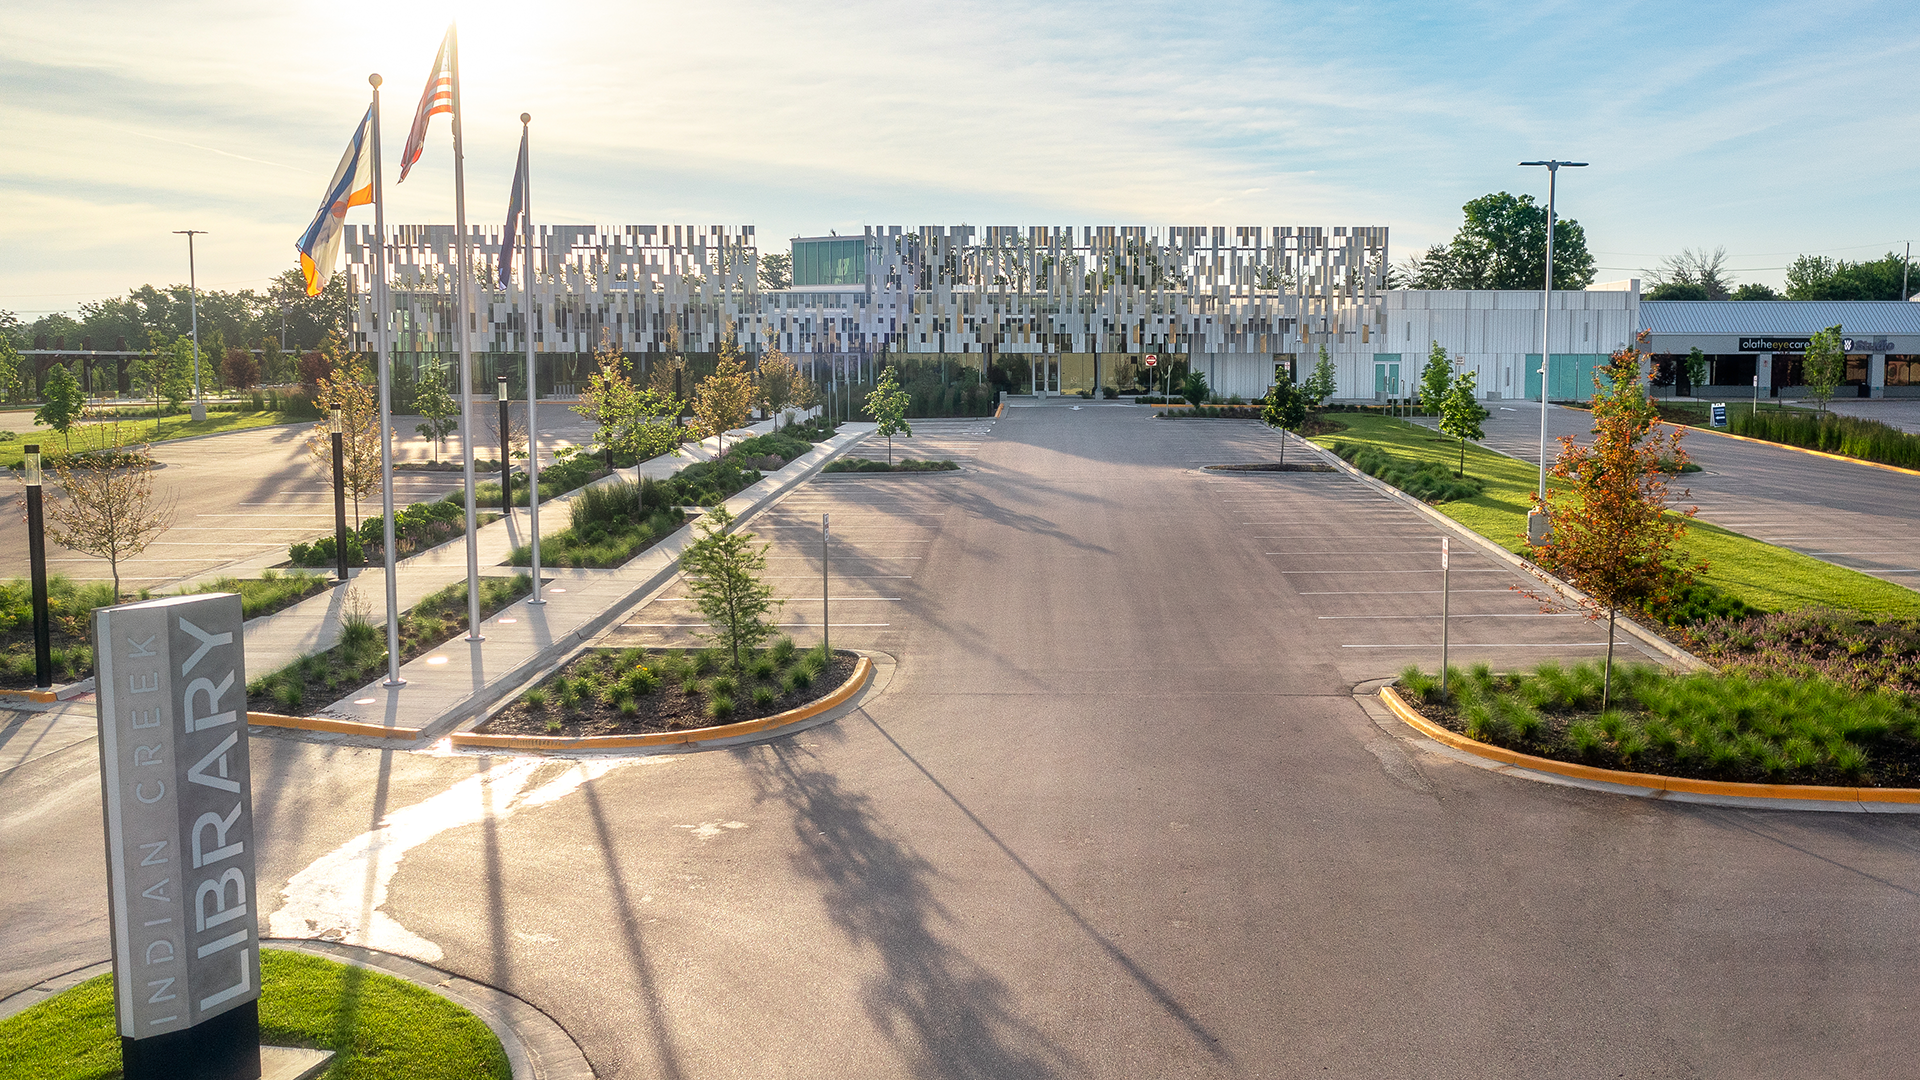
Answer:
[{"xmin": 1640, "ymin": 301, "xmax": 1920, "ymax": 335}]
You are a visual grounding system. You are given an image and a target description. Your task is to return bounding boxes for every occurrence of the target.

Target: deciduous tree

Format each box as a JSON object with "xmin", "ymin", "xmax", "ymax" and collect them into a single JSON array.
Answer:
[
  {"xmin": 1804, "ymin": 324, "xmax": 1846, "ymax": 413},
  {"xmin": 865, "ymin": 364, "xmax": 913, "ymax": 465},
  {"xmin": 576, "ymin": 329, "xmax": 680, "ymax": 464},
  {"xmin": 306, "ymin": 359, "xmax": 390, "ymax": 526},
  {"xmin": 1438, "ymin": 369, "xmax": 1488, "ymax": 476},
  {"xmin": 1400, "ymin": 192, "xmax": 1596, "ymax": 291},
  {"xmin": 413, "ymin": 359, "xmax": 459, "ymax": 461},
  {"xmin": 1527, "ymin": 338, "xmax": 1702, "ymax": 706},
  {"xmin": 49, "ymin": 421, "xmax": 174, "ymax": 600},
  {"xmin": 220, "ymin": 346, "xmax": 259, "ymax": 391},
  {"xmin": 681, "ymin": 505, "xmax": 781, "ymax": 671},
  {"xmin": 1418, "ymin": 341, "xmax": 1453, "ymax": 415},
  {"xmin": 1261, "ymin": 373, "xmax": 1307, "ymax": 466},
  {"xmin": 756, "ymin": 345, "xmax": 805, "ymax": 424},
  {"xmin": 692, "ymin": 328, "xmax": 756, "ymax": 457},
  {"xmin": 35, "ymin": 364, "xmax": 87, "ymax": 452}
]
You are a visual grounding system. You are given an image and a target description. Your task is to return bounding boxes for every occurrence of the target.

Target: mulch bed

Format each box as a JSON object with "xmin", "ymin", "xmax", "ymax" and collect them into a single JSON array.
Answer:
[{"xmin": 479, "ymin": 648, "xmax": 860, "ymax": 737}]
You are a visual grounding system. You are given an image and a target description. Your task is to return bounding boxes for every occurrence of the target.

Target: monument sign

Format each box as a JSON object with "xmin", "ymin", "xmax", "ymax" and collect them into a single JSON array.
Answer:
[{"xmin": 94, "ymin": 592, "xmax": 262, "ymax": 1079}]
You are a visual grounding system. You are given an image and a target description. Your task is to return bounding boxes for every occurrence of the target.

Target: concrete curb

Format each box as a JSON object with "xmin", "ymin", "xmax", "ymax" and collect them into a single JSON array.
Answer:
[
  {"xmin": 451, "ymin": 654, "xmax": 873, "ymax": 751},
  {"xmin": 1371, "ymin": 681, "xmax": 1920, "ymax": 813},
  {"xmin": 263, "ymin": 940, "xmax": 593, "ymax": 1080},
  {"xmin": 0, "ymin": 677, "xmax": 95, "ymax": 705},
  {"xmin": 247, "ymin": 711, "xmax": 421, "ymax": 740},
  {"xmin": 1299, "ymin": 425, "xmax": 1712, "ymax": 672},
  {"xmin": 0, "ymin": 944, "xmax": 591, "ymax": 1080},
  {"xmin": 1662, "ymin": 418, "xmax": 1920, "ymax": 478}
]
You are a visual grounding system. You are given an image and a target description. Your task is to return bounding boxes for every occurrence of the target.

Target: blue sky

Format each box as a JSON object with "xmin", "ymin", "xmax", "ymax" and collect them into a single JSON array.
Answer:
[{"xmin": 4, "ymin": 0, "xmax": 1916, "ymax": 317}]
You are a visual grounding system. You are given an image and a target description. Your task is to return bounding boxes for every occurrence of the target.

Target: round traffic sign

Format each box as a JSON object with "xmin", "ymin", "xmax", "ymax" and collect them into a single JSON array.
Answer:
[{"xmin": 1145, "ymin": 354, "xmax": 1158, "ymax": 366}]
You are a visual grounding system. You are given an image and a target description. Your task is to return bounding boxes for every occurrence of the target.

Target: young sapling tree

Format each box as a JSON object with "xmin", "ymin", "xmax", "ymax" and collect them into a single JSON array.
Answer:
[{"xmin": 865, "ymin": 364, "xmax": 912, "ymax": 465}]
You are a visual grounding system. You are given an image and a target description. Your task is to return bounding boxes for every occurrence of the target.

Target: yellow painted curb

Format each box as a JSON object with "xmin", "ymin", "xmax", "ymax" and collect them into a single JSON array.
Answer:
[
  {"xmin": 1660, "ymin": 419, "xmax": 1920, "ymax": 478},
  {"xmin": 0, "ymin": 688, "xmax": 59, "ymax": 704},
  {"xmin": 1377, "ymin": 684, "xmax": 1920, "ymax": 805},
  {"xmin": 247, "ymin": 711, "xmax": 422, "ymax": 741},
  {"xmin": 451, "ymin": 655, "xmax": 873, "ymax": 752}
]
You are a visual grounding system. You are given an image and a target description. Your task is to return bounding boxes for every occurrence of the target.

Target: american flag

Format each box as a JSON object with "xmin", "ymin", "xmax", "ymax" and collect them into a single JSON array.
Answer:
[{"xmin": 398, "ymin": 26, "xmax": 455, "ymax": 184}]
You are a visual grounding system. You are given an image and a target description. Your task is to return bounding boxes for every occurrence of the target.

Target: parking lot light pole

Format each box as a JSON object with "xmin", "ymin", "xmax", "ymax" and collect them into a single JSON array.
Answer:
[
  {"xmin": 1519, "ymin": 159, "xmax": 1586, "ymax": 545},
  {"xmin": 497, "ymin": 375, "xmax": 512, "ymax": 515},
  {"xmin": 172, "ymin": 229, "xmax": 207, "ymax": 422},
  {"xmin": 24, "ymin": 444, "xmax": 52, "ymax": 689},
  {"xmin": 331, "ymin": 408, "xmax": 349, "ymax": 582}
]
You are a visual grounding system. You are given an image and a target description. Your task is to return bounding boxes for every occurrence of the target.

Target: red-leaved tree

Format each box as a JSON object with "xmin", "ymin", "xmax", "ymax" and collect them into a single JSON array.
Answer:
[{"xmin": 1526, "ymin": 332, "xmax": 1704, "ymax": 705}]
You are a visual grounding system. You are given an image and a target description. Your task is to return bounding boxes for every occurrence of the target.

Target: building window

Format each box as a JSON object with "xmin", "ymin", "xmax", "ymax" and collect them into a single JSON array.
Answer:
[
  {"xmin": 1888, "ymin": 356, "xmax": 1919, "ymax": 386},
  {"xmin": 1845, "ymin": 354, "xmax": 1870, "ymax": 385},
  {"xmin": 1704, "ymin": 354, "xmax": 1757, "ymax": 386}
]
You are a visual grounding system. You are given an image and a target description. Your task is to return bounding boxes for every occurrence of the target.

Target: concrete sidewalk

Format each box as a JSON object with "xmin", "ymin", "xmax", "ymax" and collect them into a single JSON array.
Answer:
[
  {"xmin": 229, "ymin": 417, "xmax": 803, "ymax": 674},
  {"xmin": 258, "ymin": 423, "xmax": 873, "ymax": 739}
]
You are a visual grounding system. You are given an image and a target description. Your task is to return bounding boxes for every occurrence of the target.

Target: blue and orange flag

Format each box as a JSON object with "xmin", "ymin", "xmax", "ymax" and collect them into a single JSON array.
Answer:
[
  {"xmin": 294, "ymin": 107, "xmax": 375, "ymax": 297},
  {"xmin": 399, "ymin": 26, "xmax": 455, "ymax": 184}
]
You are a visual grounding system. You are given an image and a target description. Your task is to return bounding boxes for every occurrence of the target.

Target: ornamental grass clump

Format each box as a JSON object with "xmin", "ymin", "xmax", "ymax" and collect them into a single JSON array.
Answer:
[{"xmin": 1400, "ymin": 659, "xmax": 1920, "ymax": 786}]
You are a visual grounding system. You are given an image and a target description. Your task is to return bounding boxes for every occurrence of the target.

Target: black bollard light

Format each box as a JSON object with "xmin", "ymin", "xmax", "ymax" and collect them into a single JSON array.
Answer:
[
  {"xmin": 330, "ymin": 408, "xmax": 348, "ymax": 582},
  {"xmin": 24, "ymin": 444, "xmax": 52, "ymax": 689},
  {"xmin": 497, "ymin": 375, "xmax": 511, "ymax": 515}
]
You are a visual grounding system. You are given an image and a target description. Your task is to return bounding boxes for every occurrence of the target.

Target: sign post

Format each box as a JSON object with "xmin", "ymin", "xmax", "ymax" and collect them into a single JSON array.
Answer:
[
  {"xmin": 821, "ymin": 514, "xmax": 830, "ymax": 655},
  {"xmin": 94, "ymin": 593, "xmax": 264, "ymax": 1079},
  {"xmin": 1440, "ymin": 537, "xmax": 1451, "ymax": 697}
]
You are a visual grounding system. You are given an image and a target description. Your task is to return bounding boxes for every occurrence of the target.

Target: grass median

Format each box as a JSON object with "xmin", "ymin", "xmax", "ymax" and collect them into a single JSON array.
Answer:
[
  {"xmin": 0, "ymin": 948, "xmax": 510, "ymax": 1080},
  {"xmin": 0, "ymin": 409, "xmax": 301, "ymax": 468},
  {"xmin": 1309, "ymin": 413, "xmax": 1920, "ymax": 618}
]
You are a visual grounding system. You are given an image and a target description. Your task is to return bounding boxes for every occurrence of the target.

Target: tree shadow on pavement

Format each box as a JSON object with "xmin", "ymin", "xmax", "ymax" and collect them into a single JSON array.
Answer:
[{"xmin": 742, "ymin": 737, "xmax": 1079, "ymax": 1080}]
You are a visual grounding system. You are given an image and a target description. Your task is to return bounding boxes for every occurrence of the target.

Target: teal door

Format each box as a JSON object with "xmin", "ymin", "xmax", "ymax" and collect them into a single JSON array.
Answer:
[
  {"xmin": 1524, "ymin": 354, "xmax": 1608, "ymax": 402},
  {"xmin": 1373, "ymin": 354, "xmax": 1402, "ymax": 398}
]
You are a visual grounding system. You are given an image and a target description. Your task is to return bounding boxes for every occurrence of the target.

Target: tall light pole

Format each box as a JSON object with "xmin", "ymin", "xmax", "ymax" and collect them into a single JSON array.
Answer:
[
  {"xmin": 1518, "ymin": 159, "xmax": 1586, "ymax": 545},
  {"xmin": 173, "ymin": 230, "xmax": 208, "ymax": 421}
]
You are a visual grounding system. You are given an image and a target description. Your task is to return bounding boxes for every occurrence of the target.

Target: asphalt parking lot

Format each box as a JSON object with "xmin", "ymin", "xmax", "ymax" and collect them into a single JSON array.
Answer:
[
  {"xmin": 603, "ymin": 419, "xmax": 995, "ymax": 656},
  {"xmin": 1436, "ymin": 402, "xmax": 1920, "ymax": 590}
]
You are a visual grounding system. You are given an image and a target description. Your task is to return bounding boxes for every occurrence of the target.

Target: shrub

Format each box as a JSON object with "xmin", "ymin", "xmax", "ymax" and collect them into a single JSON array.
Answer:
[
  {"xmin": 1333, "ymin": 442, "xmax": 1484, "ymax": 503},
  {"xmin": 728, "ymin": 431, "xmax": 810, "ymax": 464},
  {"xmin": 289, "ymin": 533, "xmax": 365, "ymax": 568},
  {"xmin": 1731, "ymin": 409, "xmax": 1920, "ymax": 469}
]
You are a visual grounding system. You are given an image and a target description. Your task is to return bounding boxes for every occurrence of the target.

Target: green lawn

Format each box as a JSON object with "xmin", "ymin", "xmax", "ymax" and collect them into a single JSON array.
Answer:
[
  {"xmin": 0, "ymin": 948, "xmax": 510, "ymax": 1080},
  {"xmin": 0, "ymin": 410, "xmax": 302, "ymax": 468},
  {"xmin": 1310, "ymin": 414, "xmax": 1920, "ymax": 618}
]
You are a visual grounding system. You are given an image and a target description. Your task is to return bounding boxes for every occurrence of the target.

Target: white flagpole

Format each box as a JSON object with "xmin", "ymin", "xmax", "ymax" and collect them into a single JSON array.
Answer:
[
  {"xmin": 520, "ymin": 115, "xmax": 544, "ymax": 605},
  {"xmin": 449, "ymin": 23, "xmax": 483, "ymax": 642},
  {"xmin": 370, "ymin": 74, "xmax": 405, "ymax": 687}
]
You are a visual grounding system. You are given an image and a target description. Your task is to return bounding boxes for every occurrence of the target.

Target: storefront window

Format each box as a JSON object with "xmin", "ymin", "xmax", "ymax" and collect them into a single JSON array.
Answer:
[
  {"xmin": 1771, "ymin": 354, "xmax": 1805, "ymax": 387},
  {"xmin": 1845, "ymin": 355, "xmax": 1870, "ymax": 385},
  {"xmin": 1707, "ymin": 354, "xmax": 1756, "ymax": 385},
  {"xmin": 1888, "ymin": 356, "xmax": 1919, "ymax": 386}
]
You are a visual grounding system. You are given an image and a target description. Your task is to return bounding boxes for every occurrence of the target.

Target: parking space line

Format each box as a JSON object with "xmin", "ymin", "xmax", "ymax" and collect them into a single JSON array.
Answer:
[
  {"xmin": 1278, "ymin": 569, "xmax": 1507, "ymax": 574},
  {"xmin": 1317, "ymin": 613, "xmax": 1580, "ymax": 620},
  {"xmin": 1299, "ymin": 589, "xmax": 1512, "ymax": 595},
  {"xmin": 1341, "ymin": 642, "xmax": 1610, "ymax": 649},
  {"xmin": 623, "ymin": 622, "xmax": 891, "ymax": 628}
]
